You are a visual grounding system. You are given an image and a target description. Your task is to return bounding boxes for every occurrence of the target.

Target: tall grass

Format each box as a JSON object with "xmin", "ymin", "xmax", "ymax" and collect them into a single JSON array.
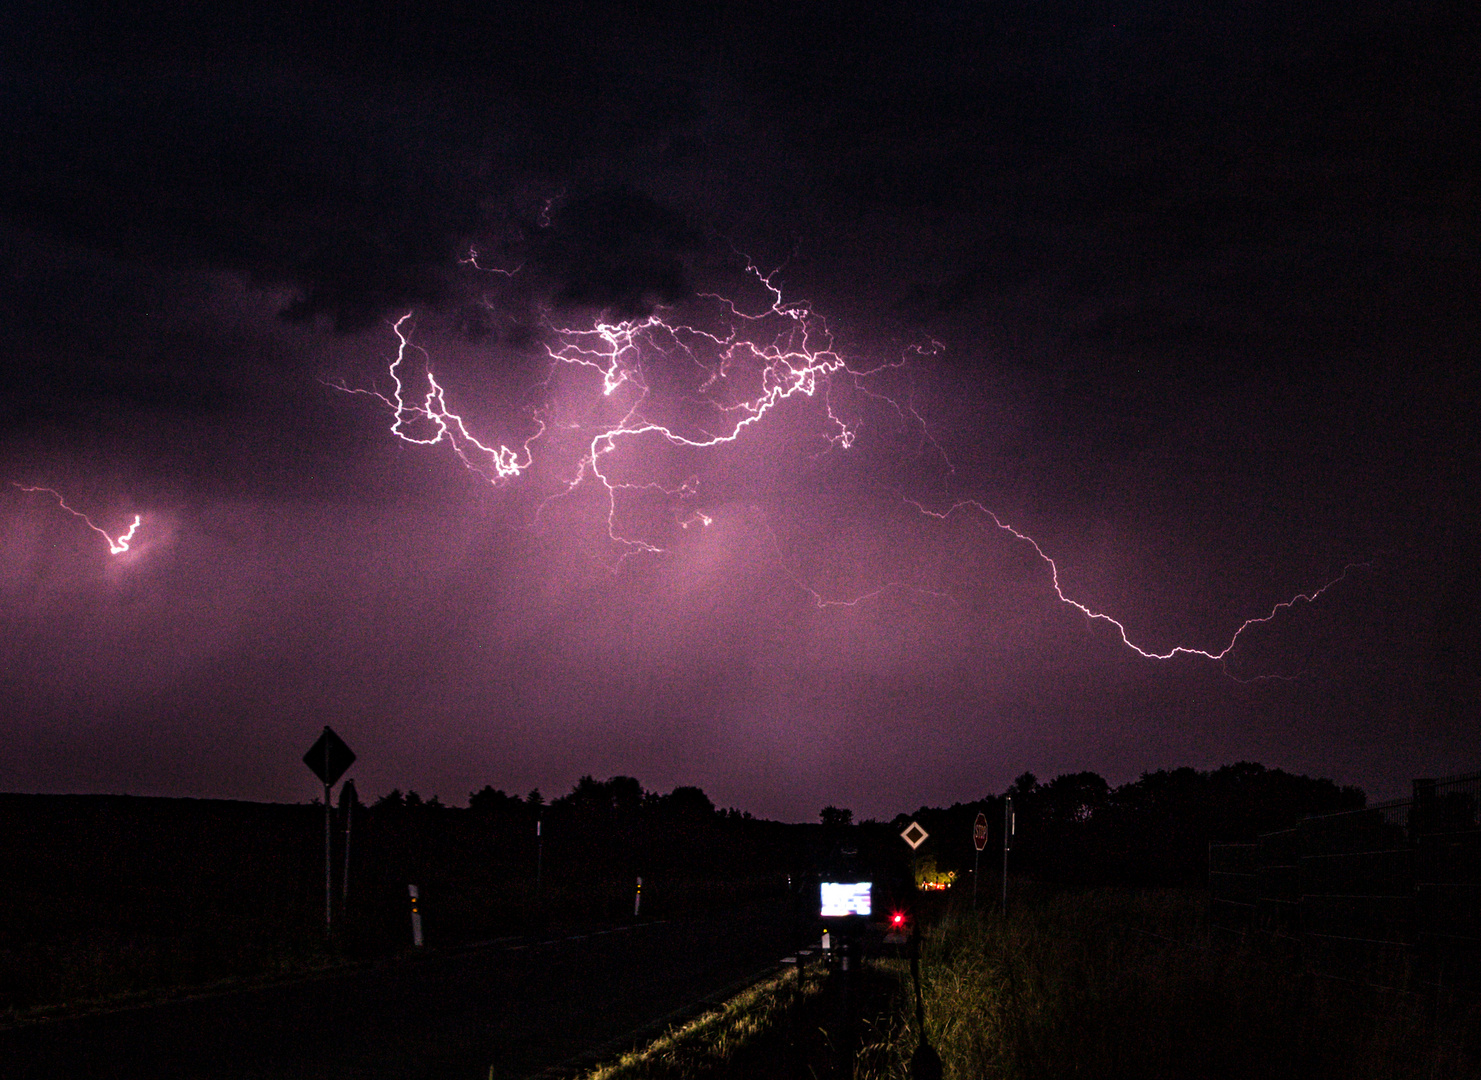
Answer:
[
  {"xmin": 578, "ymin": 962, "xmax": 831, "ymax": 1079},
  {"xmin": 875, "ymin": 887, "xmax": 1481, "ymax": 1080}
]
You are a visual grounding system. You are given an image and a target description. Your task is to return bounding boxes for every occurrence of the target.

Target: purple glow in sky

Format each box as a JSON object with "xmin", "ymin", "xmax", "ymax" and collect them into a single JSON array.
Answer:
[{"xmin": 1, "ymin": 0, "xmax": 1475, "ymax": 820}]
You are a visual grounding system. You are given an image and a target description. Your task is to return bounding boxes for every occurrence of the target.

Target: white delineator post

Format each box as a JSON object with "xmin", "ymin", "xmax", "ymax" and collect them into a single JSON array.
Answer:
[{"xmin": 409, "ymin": 884, "xmax": 424, "ymax": 948}]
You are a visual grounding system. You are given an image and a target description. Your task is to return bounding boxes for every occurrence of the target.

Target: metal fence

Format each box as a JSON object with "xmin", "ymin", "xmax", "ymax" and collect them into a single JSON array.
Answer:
[{"xmin": 1211, "ymin": 772, "xmax": 1481, "ymax": 989}]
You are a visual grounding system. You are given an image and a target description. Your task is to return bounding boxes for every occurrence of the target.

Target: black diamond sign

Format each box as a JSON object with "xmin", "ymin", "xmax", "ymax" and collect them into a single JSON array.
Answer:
[
  {"xmin": 303, "ymin": 726, "xmax": 356, "ymax": 788},
  {"xmin": 900, "ymin": 820, "xmax": 929, "ymax": 850}
]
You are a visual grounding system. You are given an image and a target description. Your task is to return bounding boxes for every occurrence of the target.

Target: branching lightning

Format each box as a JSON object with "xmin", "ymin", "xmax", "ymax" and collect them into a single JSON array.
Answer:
[
  {"xmin": 13, "ymin": 483, "xmax": 141, "ymax": 554},
  {"xmin": 336, "ymin": 259, "xmax": 1362, "ymax": 676},
  {"xmin": 333, "ymin": 263, "xmax": 929, "ymax": 557},
  {"xmin": 331, "ymin": 316, "xmax": 545, "ymax": 484}
]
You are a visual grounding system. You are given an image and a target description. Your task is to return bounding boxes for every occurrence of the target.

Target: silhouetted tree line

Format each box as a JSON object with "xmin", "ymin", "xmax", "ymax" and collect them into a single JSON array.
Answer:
[
  {"xmin": 361, "ymin": 774, "xmax": 771, "ymax": 888},
  {"xmin": 0, "ymin": 762, "xmax": 1367, "ymax": 1011},
  {"xmin": 341, "ymin": 774, "xmax": 811, "ymax": 949},
  {"xmin": 877, "ymin": 762, "xmax": 1365, "ymax": 887}
]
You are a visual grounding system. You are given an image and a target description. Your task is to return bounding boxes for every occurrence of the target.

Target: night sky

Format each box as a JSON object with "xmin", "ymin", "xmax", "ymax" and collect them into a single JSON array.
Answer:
[{"xmin": 2, "ymin": 0, "xmax": 1476, "ymax": 821}]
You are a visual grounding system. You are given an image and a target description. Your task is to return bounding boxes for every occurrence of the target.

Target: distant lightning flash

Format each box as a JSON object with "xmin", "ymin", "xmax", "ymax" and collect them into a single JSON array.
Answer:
[
  {"xmin": 337, "ymin": 260, "xmax": 1360, "ymax": 674},
  {"xmin": 13, "ymin": 484, "xmax": 141, "ymax": 554}
]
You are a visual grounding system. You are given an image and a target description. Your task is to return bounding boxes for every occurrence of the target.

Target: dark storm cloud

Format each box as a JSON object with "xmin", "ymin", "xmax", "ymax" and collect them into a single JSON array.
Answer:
[
  {"xmin": 539, "ymin": 186, "xmax": 700, "ymax": 316},
  {"xmin": 775, "ymin": 0, "xmax": 1481, "ymax": 391},
  {"xmin": 0, "ymin": 0, "xmax": 714, "ymax": 340},
  {"xmin": 10, "ymin": 0, "xmax": 1470, "ymax": 368},
  {"xmin": 0, "ymin": 63, "xmax": 480, "ymax": 331}
]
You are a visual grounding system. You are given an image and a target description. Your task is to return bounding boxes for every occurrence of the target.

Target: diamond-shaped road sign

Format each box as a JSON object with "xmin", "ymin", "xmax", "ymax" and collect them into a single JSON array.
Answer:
[
  {"xmin": 303, "ymin": 725, "xmax": 356, "ymax": 788},
  {"xmin": 901, "ymin": 820, "xmax": 929, "ymax": 849},
  {"xmin": 973, "ymin": 811, "xmax": 989, "ymax": 852}
]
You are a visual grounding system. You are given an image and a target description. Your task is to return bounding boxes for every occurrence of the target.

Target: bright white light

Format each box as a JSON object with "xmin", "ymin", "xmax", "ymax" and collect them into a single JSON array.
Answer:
[{"xmin": 820, "ymin": 881, "xmax": 872, "ymax": 917}]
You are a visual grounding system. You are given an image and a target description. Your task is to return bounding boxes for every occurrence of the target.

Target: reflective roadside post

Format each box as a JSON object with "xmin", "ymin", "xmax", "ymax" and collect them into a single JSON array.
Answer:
[{"xmin": 409, "ymin": 884, "xmax": 423, "ymax": 948}]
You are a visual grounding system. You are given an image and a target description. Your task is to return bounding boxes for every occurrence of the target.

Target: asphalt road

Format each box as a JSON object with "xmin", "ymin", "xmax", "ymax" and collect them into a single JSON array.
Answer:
[{"xmin": 2, "ymin": 902, "xmax": 812, "ymax": 1079}]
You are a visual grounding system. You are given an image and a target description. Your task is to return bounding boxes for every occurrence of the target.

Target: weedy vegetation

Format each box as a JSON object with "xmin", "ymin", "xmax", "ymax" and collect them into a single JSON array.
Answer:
[
  {"xmin": 870, "ymin": 888, "xmax": 1481, "ymax": 1080},
  {"xmin": 576, "ymin": 962, "xmax": 832, "ymax": 1079}
]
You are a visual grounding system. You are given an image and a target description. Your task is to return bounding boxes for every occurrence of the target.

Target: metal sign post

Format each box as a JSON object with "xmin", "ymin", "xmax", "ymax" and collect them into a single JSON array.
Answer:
[
  {"xmin": 302, "ymin": 726, "xmax": 356, "ymax": 936},
  {"xmin": 322, "ymin": 780, "xmax": 332, "ymax": 930},
  {"xmin": 1002, "ymin": 797, "xmax": 1014, "ymax": 911},
  {"xmin": 972, "ymin": 812, "xmax": 988, "ymax": 909},
  {"xmin": 341, "ymin": 779, "xmax": 355, "ymax": 904}
]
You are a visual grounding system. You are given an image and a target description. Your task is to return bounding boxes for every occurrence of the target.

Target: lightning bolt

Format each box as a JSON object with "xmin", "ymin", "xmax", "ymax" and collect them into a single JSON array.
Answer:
[
  {"xmin": 334, "ymin": 262, "xmax": 928, "ymax": 558},
  {"xmin": 335, "ymin": 259, "xmax": 1363, "ymax": 676},
  {"xmin": 329, "ymin": 315, "xmax": 545, "ymax": 484},
  {"xmin": 903, "ymin": 498, "xmax": 1367, "ymax": 677},
  {"xmin": 13, "ymin": 483, "xmax": 141, "ymax": 554}
]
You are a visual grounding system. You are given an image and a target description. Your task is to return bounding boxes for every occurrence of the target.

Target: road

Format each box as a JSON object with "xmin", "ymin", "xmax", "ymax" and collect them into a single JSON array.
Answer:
[{"xmin": 2, "ymin": 902, "xmax": 811, "ymax": 1079}]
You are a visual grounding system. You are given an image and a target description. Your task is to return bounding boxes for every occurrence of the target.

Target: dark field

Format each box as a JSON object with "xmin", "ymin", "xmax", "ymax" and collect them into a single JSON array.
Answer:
[{"xmin": 0, "ymin": 790, "xmax": 814, "ymax": 1019}]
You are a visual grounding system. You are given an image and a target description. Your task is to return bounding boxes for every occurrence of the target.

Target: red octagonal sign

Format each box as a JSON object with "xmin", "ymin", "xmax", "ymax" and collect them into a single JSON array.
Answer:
[{"xmin": 973, "ymin": 811, "xmax": 989, "ymax": 852}]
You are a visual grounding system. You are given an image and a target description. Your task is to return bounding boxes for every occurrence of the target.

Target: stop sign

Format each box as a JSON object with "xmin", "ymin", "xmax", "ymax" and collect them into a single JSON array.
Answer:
[{"xmin": 973, "ymin": 811, "xmax": 988, "ymax": 851}]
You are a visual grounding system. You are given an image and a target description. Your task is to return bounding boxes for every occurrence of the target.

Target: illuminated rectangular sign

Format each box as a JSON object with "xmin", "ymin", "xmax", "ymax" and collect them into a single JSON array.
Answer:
[{"xmin": 820, "ymin": 881, "xmax": 872, "ymax": 917}]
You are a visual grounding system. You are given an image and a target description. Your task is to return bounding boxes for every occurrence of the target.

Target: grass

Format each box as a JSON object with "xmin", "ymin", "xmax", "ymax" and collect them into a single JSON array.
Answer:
[
  {"xmin": 575, "ymin": 962, "xmax": 832, "ymax": 1079},
  {"xmin": 879, "ymin": 888, "xmax": 1481, "ymax": 1080},
  {"xmin": 0, "ymin": 929, "xmax": 348, "ymax": 1027},
  {"xmin": 569, "ymin": 951, "xmax": 917, "ymax": 1080}
]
